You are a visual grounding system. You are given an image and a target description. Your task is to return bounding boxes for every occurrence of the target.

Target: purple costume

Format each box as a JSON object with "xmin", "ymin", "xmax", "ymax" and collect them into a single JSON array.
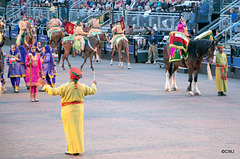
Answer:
[
  {"xmin": 42, "ymin": 45, "xmax": 55, "ymax": 84},
  {"xmin": 19, "ymin": 45, "xmax": 28, "ymax": 78},
  {"xmin": 7, "ymin": 45, "xmax": 22, "ymax": 89}
]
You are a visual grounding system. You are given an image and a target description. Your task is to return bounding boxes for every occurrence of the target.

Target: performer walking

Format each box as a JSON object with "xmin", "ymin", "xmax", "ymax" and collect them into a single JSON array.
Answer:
[
  {"xmin": 19, "ymin": 45, "xmax": 28, "ymax": 85},
  {"xmin": 7, "ymin": 45, "xmax": 22, "ymax": 93},
  {"xmin": 215, "ymin": 43, "xmax": 228, "ymax": 96},
  {"xmin": 25, "ymin": 45, "xmax": 43, "ymax": 102},
  {"xmin": 39, "ymin": 67, "xmax": 97, "ymax": 155},
  {"xmin": 41, "ymin": 45, "xmax": 55, "ymax": 87}
]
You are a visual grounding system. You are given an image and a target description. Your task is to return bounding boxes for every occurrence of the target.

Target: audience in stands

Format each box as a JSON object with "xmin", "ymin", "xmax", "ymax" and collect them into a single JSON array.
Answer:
[{"xmin": 233, "ymin": 7, "xmax": 240, "ymax": 34}]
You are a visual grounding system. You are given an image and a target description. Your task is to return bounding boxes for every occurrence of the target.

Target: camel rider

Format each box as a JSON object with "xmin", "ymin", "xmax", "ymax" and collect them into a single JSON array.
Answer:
[
  {"xmin": 88, "ymin": 15, "xmax": 101, "ymax": 35},
  {"xmin": 47, "ymin": 14, "xmax": 62, "ymax": 38},
  {"xmin": 74, "ymin": 19, "xmax": 88, "ymax": 53},
  {"xmin": 17, "ymin": 16, "xmax": 27, "ymax": 46},
  {"xmin": 111, "ymin": 23, "xmax": 126, "ymax": 49}
]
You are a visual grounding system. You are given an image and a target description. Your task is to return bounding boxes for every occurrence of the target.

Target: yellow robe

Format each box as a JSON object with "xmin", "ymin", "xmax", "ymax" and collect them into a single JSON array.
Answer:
[
  {"xmin": 43, "ymin": 82, "xmax": 97, "ymax": 154},
  {"xmin": 215, "ymin": 53, "xmax": 228, "ymax": 92}
]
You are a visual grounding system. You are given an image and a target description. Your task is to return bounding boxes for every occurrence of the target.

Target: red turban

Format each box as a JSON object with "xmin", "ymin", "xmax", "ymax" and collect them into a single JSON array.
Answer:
[{"xmin": 70, "ymin": 67, "xmax": 82, "ymax": 89}]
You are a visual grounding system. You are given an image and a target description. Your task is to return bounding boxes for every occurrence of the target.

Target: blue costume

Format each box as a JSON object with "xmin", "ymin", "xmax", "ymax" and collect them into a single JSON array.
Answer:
[
  {"xmin": 51, "ymin": 48, "xmax": 57, "ymax": 87},
  {"xmin": 7, "ymin": 45, "xmax": 22, "ymax": 92},
  {"xmin": 19, "ymin": 45, "xmax": 28, "ymax": 83},
  {"xmin": 42, "ymin": 45, "xmax": 55, "ymax": 86},
  {"xmin": 34, "ymin": 41, "xmax": 42, "ymax": 56}
]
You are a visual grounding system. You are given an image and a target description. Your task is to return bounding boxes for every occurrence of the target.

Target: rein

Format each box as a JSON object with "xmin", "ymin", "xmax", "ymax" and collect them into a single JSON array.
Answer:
[{"xmin": 88, "ymin": 33, "xmax": 108, "ymax": 52}]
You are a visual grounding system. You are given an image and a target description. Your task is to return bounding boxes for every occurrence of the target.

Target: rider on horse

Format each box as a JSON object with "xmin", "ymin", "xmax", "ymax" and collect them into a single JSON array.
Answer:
[
  {"xmin": 88, "ymin": 15, "xmax": 101, "ymax": 35},
  {"xmin": 74, "ymin": 19, "xmax": 88, "ymax": 54},
  {"xmin": 47, "ymin": 14, "xmax": 62, "ymax": 39},
  {"xmin": 17, "ymin": 16, "xmax": 28, "ymax": 47},
  {"xmin": 111, "ymin": 22, "xmax": 127, "ymax": 49},
  {"xmin": 171, "ymin": 17, "xmax": 190, "ymax": 67}
]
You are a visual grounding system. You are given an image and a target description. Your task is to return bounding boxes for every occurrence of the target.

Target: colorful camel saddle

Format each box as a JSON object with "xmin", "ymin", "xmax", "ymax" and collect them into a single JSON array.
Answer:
[
  {"xmin": 16, "ymin": 32, "xmax": 27, "ymax": 46},
  {"xmin": 90, "ymin": 31, "xmax": 101, "ymax": 36},
  {"xmin": 49, "ymin": 29, "xmax": 62, "ymax": 40},
  {"xmin": 169, "ymin": 48, "xmax": 188, "ymax": 62},
  {"xmin": 62, "ymin": 34, "xmax": 82, "ymax": 54},
  {"xmin": 114, "ymin": 36, "xmax": 128, "ymax": 48}
]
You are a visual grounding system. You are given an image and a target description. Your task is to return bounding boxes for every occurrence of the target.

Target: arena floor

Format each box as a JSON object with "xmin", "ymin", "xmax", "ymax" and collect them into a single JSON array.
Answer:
[{"xmin": 0, "ymin": 45, "xmax": 240, "ymax": 159}]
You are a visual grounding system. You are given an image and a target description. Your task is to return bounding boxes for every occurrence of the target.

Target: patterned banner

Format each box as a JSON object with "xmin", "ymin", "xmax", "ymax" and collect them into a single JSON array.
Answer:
[{"xmin": 169, "ymin": 31, "xmax": 190, "ymax": 53}]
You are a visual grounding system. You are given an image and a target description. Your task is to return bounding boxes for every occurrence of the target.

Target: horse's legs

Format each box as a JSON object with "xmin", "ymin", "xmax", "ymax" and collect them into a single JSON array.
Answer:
[
  {"xmin": 124, "ymin": 44, "xmax": 131, "ymax": 69},
  {"xmin": 110, "ymin": 47, "xmax": 115, "ymax": 65},
  {"xmin": 66, "ymin": 56, "xmax": 71, "ymax": 69},
  {"xmin": 165, "ymin": 70, "xmax": 171, "ymax": 92},
  {"xmin": 110, "ymin": 46, "xmax": 116, "ymax": 65},
  {"xmin": 90, "ymin": 52, "xmax": 94, "ymax": 71},
  {"xmin": 171, "ymin": 65, "xmax": 178, "ymax": 91},
  {"xmin": 118, "ymin": 48, "xmax": 123, "ymax": 68},
  {"xmin": 186, "ymin": 68, "xmax": 194, "ymax": 96},
  {"xmin": 193, "ymin": 68, "xmax": 201, "ymax": 96},
  {"xmin": 80, "ymin": 54, "xmax": 88, "ymax": 71},
  {"xmin": 62, "ymin": 54, "xmax": 66, "ymax": 70},
  {"xmin": 96, "ymin": 46, "xmax": 102, "ymax": 63}
]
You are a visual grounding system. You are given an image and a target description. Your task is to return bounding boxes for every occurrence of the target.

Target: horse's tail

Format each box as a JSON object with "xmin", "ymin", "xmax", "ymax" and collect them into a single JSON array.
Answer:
[{"xmin": 169, "ymin": 62, "xmax": 173, "ymax": 79}]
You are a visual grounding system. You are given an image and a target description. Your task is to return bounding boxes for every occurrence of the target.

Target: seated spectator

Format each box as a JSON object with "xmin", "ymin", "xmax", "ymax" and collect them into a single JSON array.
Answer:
[
  {"xmin": 233, "ymin": 7, "xmax": 240, "ymax": 34},
  {"xmin": 198, "ymin": 0, "xmax": 209, "ymax": 16},
  {"xmin": 40, "ymin": 14, "xmax": 48, "ymax": 27}
]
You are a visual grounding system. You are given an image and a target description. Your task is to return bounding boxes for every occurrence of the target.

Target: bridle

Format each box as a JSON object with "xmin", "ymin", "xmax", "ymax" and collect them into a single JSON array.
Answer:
[{"xmin": 88, "ymin": 33, "xmax": 109, "ymax": 51}]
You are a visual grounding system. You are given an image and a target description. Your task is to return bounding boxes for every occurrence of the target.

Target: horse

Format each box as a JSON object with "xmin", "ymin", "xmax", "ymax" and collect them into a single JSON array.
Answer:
[
  {"xmin": 21, "ymin": 22, "xmax": 37, "ymax": 51},
  {"xmin": 80, "ymin": 32, "xmax": 110, "ymax": 71},
  {"xmin": 110, "ymin": 37, "xmax": 131, "ymax": 69},
  {"xmin": 163, "ymin": 39, "xmax": 215, "ymax": 96},
  {"xmin": 47, "ymin": 23, "xmax": 65, "ymax": 63}
]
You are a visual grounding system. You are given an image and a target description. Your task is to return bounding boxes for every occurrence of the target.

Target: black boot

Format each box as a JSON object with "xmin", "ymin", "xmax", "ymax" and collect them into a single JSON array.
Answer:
[
  {"xmin": 181, "ymin": 58, "xmax": 186, "ymax": 67},
  {"xmin": 218, "ymin": 92, "xmax": 222, "ymax": 96},
  {"xmin": 221, "ymin": 91, "xmax": 227, "ymax": 96}
]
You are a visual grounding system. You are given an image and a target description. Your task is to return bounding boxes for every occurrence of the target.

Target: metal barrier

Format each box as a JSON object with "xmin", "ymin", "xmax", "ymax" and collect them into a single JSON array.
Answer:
[
  {"xmin": 221, "ymin": 0, "xmax": 240, "ymax": 15},
  {"xmin": 113, "ymin": 11, "xmax": 179, "ymax": 32},
  {"xmin": 70, "ymin": 0, "xmax": 84, "ymax": 9}
]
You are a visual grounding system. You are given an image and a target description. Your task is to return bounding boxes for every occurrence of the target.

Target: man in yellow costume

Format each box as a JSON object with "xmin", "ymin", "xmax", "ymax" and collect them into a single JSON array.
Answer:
[
  {"xmin": 74, "ymin": 19, "xmax": 88, "ymax": 54},
  {"xmin": 215, "ymin": 43, "xmax": 228, "ymax": 96},
  {"xmin": 39, "ymin": 67, "xmax": 97, "ymax": 155},
  {"xmin": 17, "ymin": 16, "xmax": 27, "ymax": 46},
  {"xmin": 47, "ymin": 14, "xmax": 62, "ymax": 38}
]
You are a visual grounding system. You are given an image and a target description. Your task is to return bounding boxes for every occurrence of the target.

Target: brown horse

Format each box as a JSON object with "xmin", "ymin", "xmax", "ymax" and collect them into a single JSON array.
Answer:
[
  {"xmin": 110, "ymin": 37, "xmax": 131, "ymax": 69},
  {"xmin": 21, "ymin": 22, "xmax": 37, "ymax": 51},
  {"xmin": 81, "ymin": 32, "xmax": 110, "ymax": 71},
  {"xmin": 47, "ymin": 23, "xmax": 65, "ymax": 63},
  {"xmin": 61, "ymin": 40, "xmax": 74, "ymax": 70},
  {"xmin": 163, "ymin": 39, "xmax": 215, "ymax": 96}
]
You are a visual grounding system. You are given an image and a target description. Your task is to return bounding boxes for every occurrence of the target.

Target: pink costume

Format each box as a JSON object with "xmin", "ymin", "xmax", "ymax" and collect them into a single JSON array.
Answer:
[{"xmin": 25, "ymin": 45, "xmax": 43, "ymax": 100}]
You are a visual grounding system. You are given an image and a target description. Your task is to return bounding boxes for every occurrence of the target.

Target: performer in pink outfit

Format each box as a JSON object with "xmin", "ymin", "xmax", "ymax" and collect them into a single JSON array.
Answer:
[
  {"xmin": 25, "ymin": 45, "xmax": 43, "ymax": 102},
  {"xmin": 177, "ymin": 17, "xmax": 189, "ymax": 37}
]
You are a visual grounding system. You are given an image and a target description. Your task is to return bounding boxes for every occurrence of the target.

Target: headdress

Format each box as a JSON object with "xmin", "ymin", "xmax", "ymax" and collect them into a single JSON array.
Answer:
[{"xmin": 70, "ymin": 67, "xmax": 82, "ymax": 89}]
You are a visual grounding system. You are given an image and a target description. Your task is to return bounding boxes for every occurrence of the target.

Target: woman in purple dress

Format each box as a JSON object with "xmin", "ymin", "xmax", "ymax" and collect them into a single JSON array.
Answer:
[
  {"xmin": 42, "ymin": 45, "xmax": 55, "ymax": 87},
  {"xmin": 7, "ymin": 45, "xmax": 22, "ymax": 93}
]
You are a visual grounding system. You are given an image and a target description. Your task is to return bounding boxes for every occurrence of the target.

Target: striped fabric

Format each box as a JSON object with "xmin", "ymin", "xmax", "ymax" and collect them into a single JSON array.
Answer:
[{"xmin": 169, "ymin": 31, "xmax": 190, "ymax": 53}]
